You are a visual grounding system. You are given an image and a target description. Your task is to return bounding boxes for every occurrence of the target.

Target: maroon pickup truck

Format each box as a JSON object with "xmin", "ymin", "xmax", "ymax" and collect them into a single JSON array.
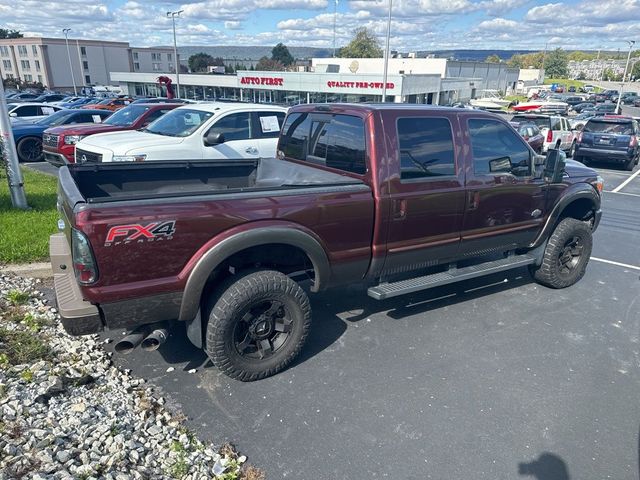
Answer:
[
  {"xmin": 43, "ymin": 103, "xmax": 179, "ymax": 166},
  {"xmin": 51, "ymin": 104, "xmax": 603, "ymax": 381}
]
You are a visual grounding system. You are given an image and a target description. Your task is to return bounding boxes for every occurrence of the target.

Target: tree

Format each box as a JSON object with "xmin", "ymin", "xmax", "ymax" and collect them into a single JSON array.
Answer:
[
  {"xmin": 188, "ymin": 52, "xmax": 216, "ymax": 73},
  {"xmin": 256, "ymin": 56, "xmax": 285, "ymax": 71},
  {"xmin": 544, "ymin": 48, "xmax": 568, "ymax": 78},
  {"xmin": 338, "ymin": 27, "xmax": 383, "ymax": 58},
  {"xmin": 508, "ymin": 52, "xmax": 544, "ymax": 69},
  {"xmin": 271, "ymin": 43, "xmax": 294, "ymax": 67},
  {"xmin": 630, "ymin": 60, "xmax": 640, "ymax": 81},
  {"xmin": 212, "ymin": 57, "xmax": 225, "ymax": 66},
  {"xmin": 485, "ymin": 54, "xmax": 501, "ymax": 63},
  {"xmin": 0, "ymin": 28, "xmax": 22, "ymax": 39}
]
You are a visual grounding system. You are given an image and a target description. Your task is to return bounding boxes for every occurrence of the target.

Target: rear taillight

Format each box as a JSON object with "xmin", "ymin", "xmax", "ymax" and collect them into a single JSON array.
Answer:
[
  {"xmin": 71, "ymin": 228, "xmax": 98, "ymax": 284},
  {"xmin": 546, "ymin": 129, "xmax": 553, "ymax": 142},
  {"xmin": 630, "ymin": 136, "xmax": 637, "ymax": 147}
]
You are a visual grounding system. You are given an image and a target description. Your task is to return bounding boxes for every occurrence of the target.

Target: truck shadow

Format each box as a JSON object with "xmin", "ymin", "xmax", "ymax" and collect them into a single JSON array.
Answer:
[
  {"xmin": 152, "ymin": 268, "xmax": 534, "ymax": 372},
  {"xmin": 518, "ymin": 452, "xmax": 570, "ymax": 480},
  {"xmin": 291, "ymin": 267, "xmax": 534, "ymax": 368}
]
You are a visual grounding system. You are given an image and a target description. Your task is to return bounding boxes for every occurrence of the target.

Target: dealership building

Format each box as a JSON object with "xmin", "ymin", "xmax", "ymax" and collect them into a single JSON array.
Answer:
[{"xmin": 111, "ymin": 57, "xmax": 520, "ymax": 105}]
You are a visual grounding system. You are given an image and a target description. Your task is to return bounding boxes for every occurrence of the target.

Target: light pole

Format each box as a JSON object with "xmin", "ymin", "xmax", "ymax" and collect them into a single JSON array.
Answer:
[
  {"xmin": 616, "ymin": 40, "xmax": 636, "ymax": 114},
  {"xmin": 62, "ymin": 28, "xmax": 77, "ymax": 95},
  {"xmin": 381, "ymin": 0, "xmax": 392, "ymax": 102},
  {"xmin": 332, "ymin": 0, "xmax": 338, "ymax": 57},
  {"xmin": 167, "ymin": 10, "xmax": 183, "ymax": 98}
]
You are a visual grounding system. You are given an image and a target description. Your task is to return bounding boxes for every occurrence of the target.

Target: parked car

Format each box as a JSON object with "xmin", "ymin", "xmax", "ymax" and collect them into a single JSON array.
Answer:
[
  {"xmin": 44, "ymin": 103, "xmax": 180, "ymax": 166},
  {"xmin": 620, "ymin": 92, "xmax": 638, "ymax": 105},
  {"xmin": 6, "ymin": 92, "xmax": 40, "ymax": 102},
  {"xmin": 60, "ymin": 97, "xmax": 100, "ymax": 109},
  {"xmin": 11, "ymin": 109, "xmax": 111, "ymax": 162},
  {"xmin": 569, "ymin": 112, "xmax": 596, "ymax": 131},
  {"xmin": 51, "ymin": 103, "xmax": 603, "ymax": 380},
  {"xmin": 563, "ymin": 96, "xmax": 586, "ymax": 106},
  {"xmin": 575, "ymin": 116, "xmax": 639, "ymax": 170},
  {"xmin": 130, "ymin": 98, "xmax": 193, "ymax": 104},
  {"xmin": 634, "ymin": 98, "xmax": 640, "ymax": 108},
  {"xmin": 33, "ymin": 93, "xmax": 69, "ymax": 103},
  {"xmin": 593, "ymin": 103, "xmax": 620, "ymax": 114},
  {"xmin": 568, "ymin": 86, "xmax": 577, "ymax": 93},
  {"xmin": 74, "ymin": 103, "xmax": 288, "ymax": 163},
  {"xmin": 7, "ymin": 103, "xmax": 64, "ymax": 122},
  {"xmin": 510, "ymin": 121, "xmax": 544, "ymax": 153},
  {"xmin": 510, "ymin": 114, "xmax": 577, "ymax": 155},
  {"xmin": 570, "ymin": 102, "xmax": 595, "ymax": 114},
  {"xmin": 601, "ymin": 89, "xmax": 619, "ymax": 100},
  {"xmin": 81, "ymin": 97, "xmax": 134, "ymax": 112}
]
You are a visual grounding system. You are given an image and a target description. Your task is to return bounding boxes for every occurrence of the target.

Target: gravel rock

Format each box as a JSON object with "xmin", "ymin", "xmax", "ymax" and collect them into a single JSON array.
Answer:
[{"xmin": 0, "ymin": 273, "xmax": 253, "ymax": 479}]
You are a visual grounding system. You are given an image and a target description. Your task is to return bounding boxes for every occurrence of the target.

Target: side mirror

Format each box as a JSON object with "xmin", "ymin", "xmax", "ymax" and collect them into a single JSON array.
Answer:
[
  {"xmin": 204, "ymin": 131, "xmax": 224, "ymax": 146},
  {"xmin": 543, "ymin": 140, "xmax": 566, "ymax": 184}
]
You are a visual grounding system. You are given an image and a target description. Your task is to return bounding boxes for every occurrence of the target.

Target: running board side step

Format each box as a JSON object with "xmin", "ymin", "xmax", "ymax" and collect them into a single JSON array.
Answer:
[{"xmin": 367, "ymin": 254, "xmax": 536, "ymax": 300}]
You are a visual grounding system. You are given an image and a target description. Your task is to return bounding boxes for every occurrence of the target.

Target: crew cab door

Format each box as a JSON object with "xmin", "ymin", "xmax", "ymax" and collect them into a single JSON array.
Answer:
[
  {"xmin": 381, "ymin": 112, "xmax": 465, "ymax": 276},
  {"xmin": 460, "ymin": 117, "xmax": 546, "ymax": 257},
  {"xmin": 202, "ymin": 112, "xmax": 261, "ymax": 158}
]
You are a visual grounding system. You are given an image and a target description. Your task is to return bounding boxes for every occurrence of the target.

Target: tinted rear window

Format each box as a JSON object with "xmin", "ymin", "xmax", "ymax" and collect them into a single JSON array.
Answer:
[
  {"xmin": 584, "ymin": 121, "xmax": 634, "ymax": 135},
  {"xmin": 279, "ymin": 113, "xmax": 366, "ymax": 175},
  {"xmin": 397, "ymin": 117, "xmax": 456, "ymax": 179},
  {"xmin": 512, "ymin": 116, "xmax": 549, "ymax": 129}
]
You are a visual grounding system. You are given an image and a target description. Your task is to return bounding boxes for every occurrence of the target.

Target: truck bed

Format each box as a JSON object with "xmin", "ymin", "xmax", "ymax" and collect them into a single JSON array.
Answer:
[{"xmin": 63, "ymin": 158, "xmax": 365, "ymax": 204}]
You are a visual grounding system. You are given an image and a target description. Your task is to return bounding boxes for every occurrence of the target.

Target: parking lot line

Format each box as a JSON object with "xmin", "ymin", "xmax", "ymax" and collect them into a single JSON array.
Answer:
[
  {"xmin": 612, "ymin": 168, "xmax": 640, "ymax": 193},
  {"xmin": 604, "ymin": 190, "xmax": 640, "ymax": 198},
  {"xmin": 591, "ymin": 257, "xmax": 640, "ymax": 271}
]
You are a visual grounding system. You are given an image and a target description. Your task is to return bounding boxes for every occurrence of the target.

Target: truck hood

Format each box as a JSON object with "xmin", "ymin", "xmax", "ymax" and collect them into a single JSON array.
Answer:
[
  {"xmin": 44, "ymin": 123, "xmax": 132, "ymax": 136},
  {"xmin": 77, "ymin": 130, "xmax": 184, "ymax": 154},
  {"xmin": 564, "ymin": 159, "xmax": 596, "ymax": 178}
]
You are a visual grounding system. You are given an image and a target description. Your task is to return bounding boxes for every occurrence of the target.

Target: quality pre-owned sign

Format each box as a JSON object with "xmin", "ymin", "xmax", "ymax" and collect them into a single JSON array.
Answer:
[{"xmin": 326, "ymin": 81, "xmax": 395, "ymax": 90}]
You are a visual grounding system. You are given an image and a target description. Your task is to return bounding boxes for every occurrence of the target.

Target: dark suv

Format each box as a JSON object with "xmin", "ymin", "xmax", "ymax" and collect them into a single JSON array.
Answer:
[{"xmin": 575, "ymin": 116, "xmax": 639, "ymax": 170}]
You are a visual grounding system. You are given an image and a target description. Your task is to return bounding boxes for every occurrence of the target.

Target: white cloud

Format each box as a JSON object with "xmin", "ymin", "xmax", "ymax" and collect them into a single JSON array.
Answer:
[{"xmin": 225, "ymin": 21, "xmax": 243, "ymax": 30}]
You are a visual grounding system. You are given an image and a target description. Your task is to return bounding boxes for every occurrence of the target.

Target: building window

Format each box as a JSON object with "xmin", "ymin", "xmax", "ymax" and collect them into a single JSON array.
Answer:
[
  {"xmin": 32, "ymin": 45, "xmax": 38, "ymax": 56},
  {"xmin": 83, "ymin": 61, "xmax": 89, "ymax": 70},
  {"xmin": 21, "ymin": 60, "xmax": 30, "ymax": 70},
  {"xmin": 168, "ymin": 63, "xmax": 174, "ymax": 72},
  {"xmin": 24, "ymin": 74, "xmax": 33, "ymax": 82},
  {"xmin": 85, "ymin": 75, "xmax": 91, "ymax": 84},
  {"xmin": 152, "ymin": 53, "xmax": 161, "ymax": 61},
  {"xmin": 18, "ymin": 45, "xmax": 28, "ymax": 57},
  {"xmin": 134, "ymin": 62, "xmax": 140, "ymax": 71},
  {"xmin": 152, "ymin": 62, "xmax": 161, "ymax": 71},
  {"xmin": 35, "ymin": 60, "xmax": 40, "ymax": 71},
  {"xmin": 81, "ymin": 46, "xmax": 87, "ymax": 55},
  {"xmin": 133, "ymin": 52, "xmax": 139, "ymax": 60},
  {"xmin": 37, "ymin": 75, "xmax": 42, "ymax": 83},
  {"xmin": 167, "ymin": 53, "xmax": 172, "ymax": 61},
  {"xmin": 0, "ymin": 46, "xmax": 9, "ymax": 56},
  {"xmin": 2, "ymin": 60, "xmax": 11, "ymax": 70}
]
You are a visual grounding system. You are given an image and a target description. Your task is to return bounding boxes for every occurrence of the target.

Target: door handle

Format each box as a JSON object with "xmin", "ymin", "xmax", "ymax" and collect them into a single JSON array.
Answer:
[
  {"xmin": 245, "ymin": 146, "xmax": 258, "ymax": 155},
  {"xmin": 468, "ymin": 191, "xmax": 480, "ymax": 210},
  {"xmin": 393, "ymin": 199, "xmax": 407, "ymax": 219}
]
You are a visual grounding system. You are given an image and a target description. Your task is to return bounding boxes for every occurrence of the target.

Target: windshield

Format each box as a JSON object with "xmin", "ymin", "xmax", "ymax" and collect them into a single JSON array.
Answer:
[
  {"xmin": 143, "ymin": 109, "xmax": 213, "ymax": 137},
  {"xmin": 34, "ymin": 110, "xmax": 78, "ymax": 126},
  {"xmin": 104, "ymin": 105, "xmax": 150, "ymax": 126},
  {"xmin": 584, "ymin": 121, "xmax": 633, "ymax": 135},
  {"xmin": 98, "ymin": 99, "xmax": 113, "ymax": 105}
]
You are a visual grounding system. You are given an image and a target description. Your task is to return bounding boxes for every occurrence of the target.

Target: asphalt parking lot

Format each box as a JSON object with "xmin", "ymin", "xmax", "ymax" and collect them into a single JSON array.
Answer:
[{"xmin": 102, "ymin": 161, "xmax": 640, "ymax": 479}]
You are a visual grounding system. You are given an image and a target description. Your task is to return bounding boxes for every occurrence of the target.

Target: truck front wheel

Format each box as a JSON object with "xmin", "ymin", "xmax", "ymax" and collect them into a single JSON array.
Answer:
[
  {"xmin": 530, "ymin": 218, "xmax": 592, "ymax": 289},
  {"xmin": 204, "ymin": 269, "xmax": 312, "ymax": 381}
]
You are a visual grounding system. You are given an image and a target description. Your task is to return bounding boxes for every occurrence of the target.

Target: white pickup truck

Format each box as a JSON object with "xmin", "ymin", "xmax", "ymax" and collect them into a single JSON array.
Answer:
[{"xmin": 74, "ymin": 103, "xmax": 287, "ymax": 163}]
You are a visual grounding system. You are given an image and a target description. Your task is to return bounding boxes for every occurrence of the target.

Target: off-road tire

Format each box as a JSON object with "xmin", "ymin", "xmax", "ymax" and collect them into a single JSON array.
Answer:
[
  {"xmin": 530, "ymin": 217, "xmax": 592, "ymax": 289},
  {"xmin": 205, "ymin": 269, "xmax": 312, "ymax": 381},
  {"xmin": 16, "ymin": 136, "xmax": 43, "ymax": 162}
]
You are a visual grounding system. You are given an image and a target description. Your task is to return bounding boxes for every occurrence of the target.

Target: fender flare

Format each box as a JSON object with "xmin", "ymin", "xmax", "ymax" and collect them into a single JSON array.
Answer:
[
  {"xmin": 178, "ymin": 226, "xmax": 331, "ymax": 321},
  {"xmin": 529, "ymin": 184, "xmax": 600, "ymax": 248}
]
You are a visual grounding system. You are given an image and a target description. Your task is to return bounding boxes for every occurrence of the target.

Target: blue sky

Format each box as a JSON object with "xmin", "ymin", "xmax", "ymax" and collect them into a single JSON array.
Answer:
[{"xmin": 0, "ymin": 0, "xmax": 638, "ymax": 51}]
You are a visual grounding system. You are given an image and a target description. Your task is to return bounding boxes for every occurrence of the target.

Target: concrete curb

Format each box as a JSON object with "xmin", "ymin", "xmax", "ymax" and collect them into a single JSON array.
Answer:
[{"xmin": 1, "ymin": 262, "xmax": 52, "ymax": 279}]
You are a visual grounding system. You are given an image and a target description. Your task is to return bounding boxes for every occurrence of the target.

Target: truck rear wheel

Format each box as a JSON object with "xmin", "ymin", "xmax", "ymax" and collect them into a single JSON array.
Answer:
[
  {"xmin": 530, "ymin": 218, "xmax": 592, "ymax": 289},
  {"xmin": 204, "ymin": 269, "xmax": 312, "ymax": 381}
]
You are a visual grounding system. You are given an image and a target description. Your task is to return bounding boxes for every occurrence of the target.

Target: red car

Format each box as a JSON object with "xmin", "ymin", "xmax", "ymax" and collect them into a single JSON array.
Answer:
[
  {"xmin": 81, "ymin": 97, "xmax": 135, "ymax": 111},
  {"xmin": 43, "ymin": 103, "xmax": 180, "ymax": 166},
  {"xmin": 510, "ymin": 121, "xmax": 544, "ymax": 153}
]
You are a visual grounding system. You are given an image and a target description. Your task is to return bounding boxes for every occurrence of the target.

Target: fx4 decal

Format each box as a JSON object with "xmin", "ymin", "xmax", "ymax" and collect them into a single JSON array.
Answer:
[{"xmin": 104, "ymin": 221, "xmax": 176, "ymax": 246}]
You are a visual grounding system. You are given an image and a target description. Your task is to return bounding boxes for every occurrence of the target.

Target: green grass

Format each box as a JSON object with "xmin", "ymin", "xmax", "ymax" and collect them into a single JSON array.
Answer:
[
  {"xmin": 0, "ymin": 167, "xmax": 58, "ymax": 264},
  {"xmin": 0, "ymin": 327, "xmax": 53, "ymax": 366},
  {"xmin": 543, "ymin": 78, "xmax": 586, "ymax": 89}
]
